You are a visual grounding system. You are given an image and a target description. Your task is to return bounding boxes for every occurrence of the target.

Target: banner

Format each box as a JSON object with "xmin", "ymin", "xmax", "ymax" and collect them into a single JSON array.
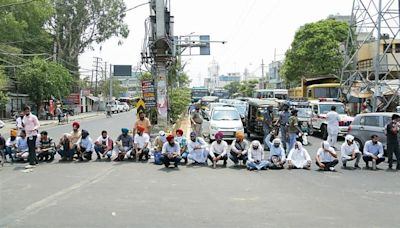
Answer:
[{"xmin": 141, "ymin": 80, "xmax": 156, "ymax": 107}]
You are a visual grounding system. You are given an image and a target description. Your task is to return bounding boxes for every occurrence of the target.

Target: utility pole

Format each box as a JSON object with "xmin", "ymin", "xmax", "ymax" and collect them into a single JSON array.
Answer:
[
  {"xmin": 104, "ymin": 62, "xmax": 108, "ymax": 81},
  {"xmin": 373, "ymin": 0, "xmax": 382, "ymax": 112},
  {"xmin": 261, "ymin": 59, "xmax": 265, "ymax": 89},
  {"xmin": 93, "ymin": 57, "xmax": 102, "ymax": 96},
  {"xmin": 109, "ymin": 64, "xmax": 113, "ymax": 101}
]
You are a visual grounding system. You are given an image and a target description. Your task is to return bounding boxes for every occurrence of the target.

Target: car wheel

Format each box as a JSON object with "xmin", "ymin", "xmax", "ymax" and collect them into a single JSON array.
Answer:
[
  {"xmin": 321, "ymin": 124, "xmax": 328, "ymax": 140},
  {"xmin": 354, "ymin": 138, "xmax": 363, "ymax": 153}
]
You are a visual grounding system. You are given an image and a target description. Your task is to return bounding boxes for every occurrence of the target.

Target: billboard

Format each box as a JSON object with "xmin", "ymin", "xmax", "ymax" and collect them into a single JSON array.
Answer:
[
  {"xmin": 113, "ymin": 65, "xmax": 132, "ymax": 76},
  {"xmin": 141, "ymin": 80, "xmax": 156, "ymax": 107}
]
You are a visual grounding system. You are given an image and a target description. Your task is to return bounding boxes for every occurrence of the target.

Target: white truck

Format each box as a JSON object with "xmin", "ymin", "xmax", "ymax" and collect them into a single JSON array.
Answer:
[{"xmin": 309, "ymin": 98, "xmax": 354, "ymax": 139}]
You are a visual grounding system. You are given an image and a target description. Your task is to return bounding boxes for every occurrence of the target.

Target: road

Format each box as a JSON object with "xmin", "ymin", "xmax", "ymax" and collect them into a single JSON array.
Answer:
[{"xmin": 1, "ymin": 111, "xmax": 400, "ymax": 228}]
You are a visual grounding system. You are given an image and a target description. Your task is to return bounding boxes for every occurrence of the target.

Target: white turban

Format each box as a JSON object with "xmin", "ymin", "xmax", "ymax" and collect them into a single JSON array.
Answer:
[{"xmin": 345, "ymin": 134, "xmax": 354, "ymax": 142}]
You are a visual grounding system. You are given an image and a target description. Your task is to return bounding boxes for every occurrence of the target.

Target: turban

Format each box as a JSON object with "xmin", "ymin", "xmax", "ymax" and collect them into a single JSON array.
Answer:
[
  {"xmin": 322, "ymin": 141, "xmax": 330, "ymax": 150},
  {"xmin": 72, "ymin": 121, "xmax": 80, "ymax": 128},
  {"xmin": 10, "ymin": 129, "xmax": 17, "ymax": 137},
  {"xmin": 121, "ymin": 128, "xmax": 129, "ymax": 134},
  {"xmin": 166, "ymin": 134, "xmax": 175, "ymax": 142},
  {"xmin": 190, "ymin": 131, "xmax": 197, "ymax": 137},
  {"xmin": 235, "ymin": 131, "xmax": 245, "ymax": 140},
  {"xmin": 272, "ymin": 138, "xmax": 281, "ymax": 144},
  {"xmin": 176, "ymin": 128, "xmax": 184, "ymax": 136},
  {"xmin": 345, "ymin": 134, "xmax": 354, "ymax": 142},
  {"xmin": 137, "ymin": 125, "xmax": 145, "ymax": 133},
  {"xmin": 215, "ymin": 131, "xmax": 224, "ymax": 140}
]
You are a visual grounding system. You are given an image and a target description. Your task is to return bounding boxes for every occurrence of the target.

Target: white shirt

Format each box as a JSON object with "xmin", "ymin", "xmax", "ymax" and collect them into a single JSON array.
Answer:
[
  {"xmin": 248, "ymin": 146, "xmax": 265, "ymax": 162},
  {"xmin": 96, "ymin": 136, "xmax": 112, "ymax": 148},
  {"xmin": 287, "ymin": 145, "xmax": 311, "ymax": 168},
  {"xmin": 209, "ymin": 140, "xmax": 229, "ymax": 158},
  {"xmin": 22, "ymin": 114, "xmax": 40, "ymax": 137},
  {"xmin": 341, "ymin": 142, "xmax": 360, "ymax": 159},
  {"xmin": 317, "ymin": 147, "xmax": 337, "ymax": 162},
  {"xmin": 327, "ymin": 111, "xmax": 340, "ymax": 132},
  {"xmin": 265, "ymin": 134, "xmax": 286, "ymax": 162},
  {"xmin": 6, "ymin": 138, "xmax": 17, "ymax": 147},
  {"xmin": 188, "ymin": 137, "xmax": 207, "ymax": 153},
  {"xmin": 134, "ymin": 133, "xmax": 150, "ymax": 149}
]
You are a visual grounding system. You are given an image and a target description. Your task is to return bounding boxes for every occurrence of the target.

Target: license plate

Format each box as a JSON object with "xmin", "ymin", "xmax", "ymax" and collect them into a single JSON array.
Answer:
[{"xmin": 222, "ymin": 131, "xmax": 234, "ymax": 136}]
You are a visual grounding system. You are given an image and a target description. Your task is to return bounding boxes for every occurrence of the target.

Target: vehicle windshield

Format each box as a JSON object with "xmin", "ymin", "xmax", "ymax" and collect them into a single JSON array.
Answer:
[
  {"xmin": 320, "ymin": 104, "xmax": 346, "ymax": 114},
  {"xmin": 192, "ymin": 91, "xmax": 208, "ymax": 97},
  {"xmin": 275, "ymin": 94, "xmax": 288, "ymax": 100},
  {"xmin": 212, "ymin": 110, "xmax": 241, "ymax": 121},
  {"xmin": 233, "ymin": 105, "xmax": 246, "ymax": 116},
  {"xmin": 297, "ymin": 108, "xmax": 312, "ymax": 118}
]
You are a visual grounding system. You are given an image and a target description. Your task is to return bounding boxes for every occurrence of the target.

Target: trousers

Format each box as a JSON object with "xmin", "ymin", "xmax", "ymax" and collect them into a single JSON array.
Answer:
[
  {"xmin": 27, "ymin": 135, "xmax": 38, "ymax": 165},
  {"xmin": 387, "ymin": 142, "xmax": 400, "ymax": 168}
]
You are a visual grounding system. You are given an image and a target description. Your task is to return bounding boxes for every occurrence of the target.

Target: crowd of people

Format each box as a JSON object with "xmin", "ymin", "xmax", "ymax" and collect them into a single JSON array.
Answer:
[{"xmin": 1, "ymin": 105, "xmax": 399, "ymax": 172}]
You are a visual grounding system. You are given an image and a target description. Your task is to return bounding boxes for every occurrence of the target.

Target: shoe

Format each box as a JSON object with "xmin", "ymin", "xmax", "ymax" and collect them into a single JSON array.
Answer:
[
  {"xmin": 223, "ymin": 160, "xmax": 227, "ymax": 166},
  {"xmin": 25, "ymin": 164, "xmax": 36, "ymax": 169},
  {"xmin": 174, "ymin": 163, "xmax": 178, "ymax": 168},
  {"xmin": 354, "ymin": 165, "xmax": 360, "ymax": 169},
  {"xmin": 164, "ymin": 164, "xmax": 169, "ymax": 168},
  {"xmin": 329, "ymin": 167, "xmax": 336, "ymax": 172},
  {"xmin": 372, "ymin": 160, "xmax": 377, "ymax": 170},
  {"xmin": 213, "ymin": 161, "xmax": 216, "ymax": 169},
  {"xmin": 342, "ymin": 163, "xmax": 347, "ymax": 168}
]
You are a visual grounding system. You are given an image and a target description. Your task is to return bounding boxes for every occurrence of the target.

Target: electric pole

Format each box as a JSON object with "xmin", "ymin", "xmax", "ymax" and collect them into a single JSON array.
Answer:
[
  {"xmin": 93, "ymin": 57, "xmax": 102, "ymax": 96},
  {"xmin": 261, "ymin": 59, "xmax": 265, "ymax": 89}
]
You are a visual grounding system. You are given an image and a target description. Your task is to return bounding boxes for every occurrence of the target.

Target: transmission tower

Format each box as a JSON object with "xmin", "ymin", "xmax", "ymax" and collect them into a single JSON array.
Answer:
[{"xmin": 340, "ymin": 0, "xmax": 400, "ymax": 111}]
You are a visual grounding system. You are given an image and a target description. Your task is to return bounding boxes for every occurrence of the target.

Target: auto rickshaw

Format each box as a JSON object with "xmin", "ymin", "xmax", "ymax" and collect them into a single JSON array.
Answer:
[{"xmin": 245, "ymin": 98, "xmax": 279, "ymax": 138}]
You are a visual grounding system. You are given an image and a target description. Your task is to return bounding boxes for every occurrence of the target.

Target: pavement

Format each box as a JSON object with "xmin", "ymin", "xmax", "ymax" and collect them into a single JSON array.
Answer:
[{"xmin": 1, "ymin": 111, "xmax": 400, "ymax": 228}]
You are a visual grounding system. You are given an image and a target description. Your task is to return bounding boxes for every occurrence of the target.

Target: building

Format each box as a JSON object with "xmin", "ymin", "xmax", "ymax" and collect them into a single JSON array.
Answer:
[
  {"xmin": 218, "ymin": 74, "xmax": 241, "ymax": 88},
  {"xmin": 268, "ymin": 60, "xmax": 284, "ymax": 89},
  {"xmin": 113, "ymin": 71, "xmax": 141, "ymax": 97},
  {"xmin": 207, "ymin": 59, "xmax": 220, "ymax": 90}
]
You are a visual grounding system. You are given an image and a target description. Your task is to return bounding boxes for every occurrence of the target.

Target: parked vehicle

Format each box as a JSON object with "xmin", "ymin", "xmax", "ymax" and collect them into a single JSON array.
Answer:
[
  {"xmin": 120, "ymin": 102, "xmax": 130, "ymax": 112},
  {"xmin": 348, "ymin": 112, "xmax": 395, "ymax": 151},
  {"xmin": 310, "ymin": 98, "xmax": 354, "ymax": 139},
  {"xmin": 191, "ymin": 86, "xmax": 210, "ymax": 102},
  {"xmin": 107, "ymin": 100, "xmax": 119, "ymax": 113},
  {"xmin": 245, "ymin": 98, "xmax": 279, "ymax": 138},
  {"xmin": 206, "ymin": 102, "xmax": 232, "ymax": 116},
  {"xmin": 203, "ymin": 106, "xmax": 244, "ymax": 141},
  {"xmin": 289, "ymin": 101, "xmax": 313, "ymax": 135}
]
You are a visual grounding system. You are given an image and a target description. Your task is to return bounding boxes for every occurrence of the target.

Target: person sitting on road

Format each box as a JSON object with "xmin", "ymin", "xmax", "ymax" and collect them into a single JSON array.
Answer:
[
  {"xmin": 229, "ymin": 131, "xmax": 249, "ymax": 166},
  {"xmin": 15, "ymin": 130, "xmax": 29, "ymax": 162},
  {"xmin": 114, "ymin": 128, "xmax": 134, "ymax": 161},
  {"xmin": 70, "ymin": 121, "xmax": 82, "ymax": 156},
  {"xmin": 94, "ymin": 130, "xmax": 113, "ymax": 160},
  {"xmin": 362, "ymin": 135, "xmax": 385, "ymax": 170},
  {"xmin": 5, "ymin": 129, "xmax": 18, "ymax": 162},
  {"xmin": 160, "ymin": 134, "xmax": 181, "ymax": 168},
  {"xmin": 208, "ymin": 131, "xmax": 229, "ymax": 169},
  {"xmin": 287, "ymin": 141, "xmax": 311, "ymax": 170},
  {"xmin": 175, "ymin": 128, "xmax": 189, "ymax": 164},
  {"xmin": 265, "ymin": 132, "xmax": 286, "ymax": 169},
  {"xmin": 134, "ymin": 125, "xmax": 150, "ymax": 161},
  {"xmin": 247, "ymin": 140, "xmax": 269, "ymax": 171},
  {"xmin": 341, "ymin": 134, "xmax": 361, "ymax": 169},
  {"xmin": 152, "ymin": 131, "xmax": 167, "ymax": 165},
  {"xmin": 316, "ymin": 141, "xmax": 339, "ymax": 171},
  {"xmin": 36, "ymin": 131, "xmax": 56, "ymax": 162},
  {"xmin": 187, "ymin": 131, "xmax": 209, "ymax": 165},
  {"xmin": 57, "ymin": 133, "xmax": 74, "ymax": 161},
  {"xmin": 76, "ymin": 130, "xmax": 94, "ymax": 161}
]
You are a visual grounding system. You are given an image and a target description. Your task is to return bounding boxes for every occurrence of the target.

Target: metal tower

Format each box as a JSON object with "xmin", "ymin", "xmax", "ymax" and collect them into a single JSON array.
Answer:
[{"xmin": 340, "ymin": 0, "xmax": 400, "ymax": 111}]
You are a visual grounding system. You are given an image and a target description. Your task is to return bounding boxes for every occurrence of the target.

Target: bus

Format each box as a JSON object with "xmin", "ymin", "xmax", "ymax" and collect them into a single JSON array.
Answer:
[
  {"xmin": 211, "ymin": 88, "xmax": 230, "ymax": 99},
  {"xmin": 191, "ymin": 87, "xmax": 210, "ymax": 102},
  {"xmin": 253, "ymin": 89, "xmax": 288, "ymax": 100}
]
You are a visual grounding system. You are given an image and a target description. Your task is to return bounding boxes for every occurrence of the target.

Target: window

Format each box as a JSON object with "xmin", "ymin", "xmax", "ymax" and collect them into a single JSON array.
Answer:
[
  {"xmin": 395, "ymin": 44, "xmax": 400, "ymax": 53},
  {"xmin": 313, "ymin": 105, "xmax": 318, "ymax": 114},
  {"xmin": 383, "ymin": 116, "xmax": 391, "ymax": 127},
  {"xmin": 383, "ymin": 44, "xmax": 392, "ymax": 53},
  {"xmin": 362, "ymin": 116, "xmax": 380, "ymax": 127},
  {"xmin": 212, "ymin": 110, "xmax": 240, "ymax": 121}
]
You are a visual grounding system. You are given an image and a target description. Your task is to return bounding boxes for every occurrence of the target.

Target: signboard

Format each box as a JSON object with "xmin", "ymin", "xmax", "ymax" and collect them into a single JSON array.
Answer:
[
  {"xmin": 113, "ymin": 65, "xmax": 132, "ymax": 76},
  {"xmin": 63, "ymin": 94, "xmax": 80, "ymax": 105},
  {"xmin": 141, "ymin": 80, "xmax": 156, "ymax": 107}
]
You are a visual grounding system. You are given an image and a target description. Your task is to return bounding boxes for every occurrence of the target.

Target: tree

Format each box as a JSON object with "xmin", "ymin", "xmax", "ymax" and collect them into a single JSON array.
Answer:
[
  {"xmin": 239, "ymin": 80, "xmax": 258, "ymax": 97},
  {"xmin": 101, "ymin": 79, "xmax": 125, "ymax": 98},
  {"xmin": 168, "ymin": 57, "xmax": 191, "ymax": 88},
  {"xmin": 224, "ymin": 81, "xmax": 241, "ymax": 96},
  {"xmin": 0, "ymin": 67, "xmax": 8, "ymax": 109},
  {"xmin": 52, "ymin": 0, "xmax": 129, "ymax": 76},
  {"xmin": 281, "ymin": 19, "xmax": 349, "ymax": 85},
  {"xmin": 18, "ymin": 58, "xmax": 73, "ymax": 112},
  {"xmin": 169, "ymin": 88, "xmax": 191, "ymax": 124}
]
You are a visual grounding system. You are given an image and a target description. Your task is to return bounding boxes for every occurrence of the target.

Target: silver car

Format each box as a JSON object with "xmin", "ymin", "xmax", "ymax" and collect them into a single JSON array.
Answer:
[{"xmin": 347, "ymin": 112, "xmax": 396, "ymax": 150}]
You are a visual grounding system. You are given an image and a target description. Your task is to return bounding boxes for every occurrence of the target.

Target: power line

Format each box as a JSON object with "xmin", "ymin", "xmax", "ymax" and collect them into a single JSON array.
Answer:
[{"xmin": 0, "ymin": 0, "xmax": 37, "ymax": 9}]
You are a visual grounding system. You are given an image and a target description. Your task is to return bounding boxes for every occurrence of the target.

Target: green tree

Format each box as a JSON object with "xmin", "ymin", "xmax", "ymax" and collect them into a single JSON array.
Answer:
[
  {"xmin": 52, "ymin": 0, "xmax": 129, "ymax": 76},
  {"xmin": 168, "ymin": 57, "xmax": 191, "ymax": 87},
  {"xmin": 169, "ymin": 88, "xmax": 191, "ymax": 123},
  {"xmin": 224, "ymin": 81, "xmax": 241, "ymax": 96},
  {"xmin": 0, "ymin": 67, "xmax": 8, "ymax": 109},
  {"xmin": 239, "ymin": 80, "xmax": 258, "ymax": 97},
  {"xmin": 101, "ymin": 79, "xmax": 125, "ymax": 98},
  {"xmin": 281, "ymin": 19, "xmax": 349, "ymax": 85},
  {"xmin": 18, "ymin": 58, "xmax": 73, "ymax": 112}
]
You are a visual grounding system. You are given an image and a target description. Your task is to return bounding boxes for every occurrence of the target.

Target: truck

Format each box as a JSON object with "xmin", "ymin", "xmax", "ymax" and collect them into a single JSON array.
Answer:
[
  {"xmin": 288, "ymin": 75, "xmax": 340, "ymax": 100},
  {"xmin": 191, "ymin": 86, "xmax": 210, "ymax": 102}
]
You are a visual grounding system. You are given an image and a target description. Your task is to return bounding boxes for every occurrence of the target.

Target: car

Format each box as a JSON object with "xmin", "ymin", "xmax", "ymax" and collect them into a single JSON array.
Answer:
[
  {"xmin": 206, "ymin": 102, "xmax": 232, "ymax": 116},
  {"xmin": 205, "ymin": 106, "xmax": 244, "ymax": 141},
  {"xmin": 120, "ymin": 102, "xmax": 130, "ymax": 112},
  {"xmin": 348, "ymin": 112, "xmax": 396, "ymax": 151},
  {"xmin": 309, "ymin": 98, "xmax": 354, "ymax": 139},
  {"xmin": 107, "ymin": 100, "xmax": 119, "ymax": 113}
]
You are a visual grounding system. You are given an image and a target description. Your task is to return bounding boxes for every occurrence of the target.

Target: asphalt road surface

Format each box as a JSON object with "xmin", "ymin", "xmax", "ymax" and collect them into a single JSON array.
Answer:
[{"xmin": 1, "ymin": 110, "xmax": 400, "ymax": 228}]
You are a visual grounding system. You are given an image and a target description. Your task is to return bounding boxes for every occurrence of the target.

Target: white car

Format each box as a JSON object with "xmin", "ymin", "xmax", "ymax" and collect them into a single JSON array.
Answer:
[
  {"xmin": 120, "ymin": 102, "xmax": 130, "ymax": 112},
  {"xmin": 208, "ymin": 106, "xmax": 244, "ymax": 141}
]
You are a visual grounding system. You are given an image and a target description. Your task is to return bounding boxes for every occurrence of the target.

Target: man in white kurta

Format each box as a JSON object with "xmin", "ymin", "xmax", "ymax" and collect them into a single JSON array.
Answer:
[
  {"xmin": 264, "ymin": 133, "xmax": 286, "ymax": 169},
  {"xmin": 187, "ymin": 132, "xmax": 209, "ymax": 164},
  {"xmin": 326, "ymin": 106, "xmax": 340, "ymax": 148},
  {"xmin": 208, "ymin": 132, "xmax": 229, "ymax": 168},
  {"xmin": 341, "ymin": 134, "xmax": 361, "ymax": 169},
  {"xmin": 247, "ymin": 140, "xmax": 269, "ymax": 171},
  {"xmin": 287, "ymin": 142, "xmax": 311, "ymax": 169}
]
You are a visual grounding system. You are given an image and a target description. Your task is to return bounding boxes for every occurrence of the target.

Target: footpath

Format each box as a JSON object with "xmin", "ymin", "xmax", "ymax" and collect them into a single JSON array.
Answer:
[{"xmin": 0, "ymin": 112, "xmax": 103, "ymax": 137}]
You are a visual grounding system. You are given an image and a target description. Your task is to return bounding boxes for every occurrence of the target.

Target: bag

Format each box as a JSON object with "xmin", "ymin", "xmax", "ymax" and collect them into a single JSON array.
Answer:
[{"xmin": 154, "ymin": 152, "xmax": 162, "ymax": 165}]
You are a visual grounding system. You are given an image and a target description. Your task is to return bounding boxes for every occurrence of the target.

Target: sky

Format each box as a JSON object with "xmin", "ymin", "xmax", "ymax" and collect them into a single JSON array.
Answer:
[{"xmin": 79, "ymin": 0, "xmax": 353, "ymax": 86}]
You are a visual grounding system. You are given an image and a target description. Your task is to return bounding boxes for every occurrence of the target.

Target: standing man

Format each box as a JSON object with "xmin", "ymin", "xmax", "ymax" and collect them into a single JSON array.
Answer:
[
  {"xmin": 190, "ymin": 105, "xmax": 203, "ymax": 137},
  {"xmin": 262, "ymin": 105, "xmax": 274, "ymax": 147},
  {"xmin": 288, "ymin": 110, "xmax": 302, "ymax": 151},
  {"xmin": 22, "ymin": 106, "xmax": 40, "ymax": 168},
  {"xmin": 208, "ymin": 131, "xmax": 229, "ymax": 168},
  {"xmin": 134, "ymin": 125, "xmax": 150, "ymax": 161},
  {"xmin": 363, "ymin": 135, "xmax": 385, "ymax": 170},
  {"xmin": 278, "ymin": 104, "xmax": 290, "ymax": 152},
  {"xmin": 316, "ymin": 141, "xmax": 339, "ymax": 171},
  {"xmin": 160, "ymin": 134, "xmax": 181, "ymax": 168},
  {"xmin": 229, "ymin": 131, "xmax": 249, "ymax": 166},
  {"xmin": 133, "ymin": 111, "xmax": 152, "ymax": 135},
  {"xmin": 340, "ymin": 134, "xmax": 361, "ymax": 169},
  {"xmin": 385, "ymin": 114, "xmax": 400, "ymax": 170},
  {"xmin": 56, "ymin": 105, "xmax": 63, "ymax": 124},
  {"xmin": 326, "ymin": 106, "xmax": 340, "ymax": 149}
]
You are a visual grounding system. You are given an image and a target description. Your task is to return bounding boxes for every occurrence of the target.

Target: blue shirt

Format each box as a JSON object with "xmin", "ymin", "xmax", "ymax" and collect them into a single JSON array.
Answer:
[
  {"xmin": 363, "ymin": 140, "xmax": 384, "ymax": 158},
  {"xmin": 79, "ymin": 137, "xmax": 94, "ymax": 152},
  {"xmin": 16, "ymin": 137, "xmax": 28, "ymax": 151}
]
